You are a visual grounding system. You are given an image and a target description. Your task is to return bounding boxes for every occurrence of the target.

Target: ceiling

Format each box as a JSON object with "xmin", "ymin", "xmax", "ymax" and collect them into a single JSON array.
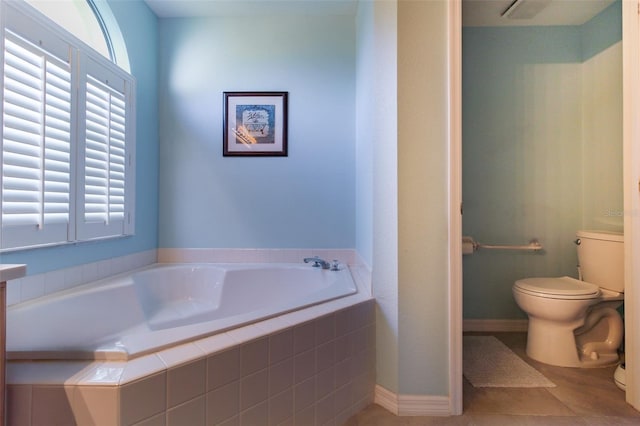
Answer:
[
  {"xmin": 462, "ymin": 0, "xmax": 616, "ymax": 27},
  {"xmin": 143, "ymin": 0, "xmax": 616, "ymax": 26},
  {"xmin": 143, "ymin": 0, "xmax": 358, "ymax": 17}
]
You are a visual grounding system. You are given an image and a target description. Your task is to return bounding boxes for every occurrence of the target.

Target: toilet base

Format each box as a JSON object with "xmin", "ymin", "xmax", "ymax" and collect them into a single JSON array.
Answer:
[
  {"xmin": 526, "ymin": 314, "xmax": 621, "ymax": 368},
  {"xmin": 576, "ymin": 351, "xmax": 619, "ymax": 368},
  {"xmin": 615, "ymin": 364, "xmax": 626, "ymax": 391}
]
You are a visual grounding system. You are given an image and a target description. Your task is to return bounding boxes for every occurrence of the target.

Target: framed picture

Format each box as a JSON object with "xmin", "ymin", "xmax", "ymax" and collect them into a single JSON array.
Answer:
[{"xmin": 223, "ymin": 91, "xmax": 288, "ymax": 156}]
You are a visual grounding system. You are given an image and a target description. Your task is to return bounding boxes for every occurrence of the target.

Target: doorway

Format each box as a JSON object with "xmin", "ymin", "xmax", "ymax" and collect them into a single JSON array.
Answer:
[{"xmin": 451, "ymin": 1, "xmax": 640, "ymax": 414}]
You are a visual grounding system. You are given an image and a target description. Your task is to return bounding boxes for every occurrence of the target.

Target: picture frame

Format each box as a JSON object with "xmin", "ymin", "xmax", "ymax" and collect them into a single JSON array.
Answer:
[{"xmin": 223, "ymin": 91, "xmax": 288, "ymax": 156}]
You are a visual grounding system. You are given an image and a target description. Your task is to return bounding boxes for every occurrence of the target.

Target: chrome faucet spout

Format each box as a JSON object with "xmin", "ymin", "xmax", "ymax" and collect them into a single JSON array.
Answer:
[{"xmin": 304, "ymin": 256, "xmax": 330, "ymax": 269}]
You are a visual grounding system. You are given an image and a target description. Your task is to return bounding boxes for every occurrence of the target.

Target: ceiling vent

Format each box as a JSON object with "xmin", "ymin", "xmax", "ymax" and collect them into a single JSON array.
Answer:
[{"xmin": 502, "ymin": 0, "xmax": 552, "ymax": 19}]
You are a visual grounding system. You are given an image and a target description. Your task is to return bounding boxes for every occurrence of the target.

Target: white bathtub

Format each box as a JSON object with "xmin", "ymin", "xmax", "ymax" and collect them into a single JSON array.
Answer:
[{"xmin": 6, "ymin": 262, "xmax": 357, "ymax": 361}]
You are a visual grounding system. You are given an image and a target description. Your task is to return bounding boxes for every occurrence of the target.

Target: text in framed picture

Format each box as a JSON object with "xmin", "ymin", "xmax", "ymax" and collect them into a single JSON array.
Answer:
[{"xmin": 223, "ymin": 91, "xmax": 288, "ymax": 156}]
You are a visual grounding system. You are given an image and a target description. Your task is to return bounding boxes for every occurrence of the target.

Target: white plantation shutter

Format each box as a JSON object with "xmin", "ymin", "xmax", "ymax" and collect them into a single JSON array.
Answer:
[
  {"xmin": 1, "ymin": 30, "xmax": 73, "ymax": 249},
  {"xmin": 1, "ymin": 1, "xmax": 135, "ymax": 251},
  {"xmin": 84, "ymin": 78, "xmax": 125, "ymax": 223},
  {"xmin": 76, "ymin": 56, "xmax": 133, "ymax": 240}
]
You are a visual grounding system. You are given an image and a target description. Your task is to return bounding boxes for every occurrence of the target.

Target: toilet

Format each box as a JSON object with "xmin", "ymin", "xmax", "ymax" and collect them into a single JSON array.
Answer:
[{"xmin": 512, "ymin": 230, "xmax": 624, "ymax": 367}]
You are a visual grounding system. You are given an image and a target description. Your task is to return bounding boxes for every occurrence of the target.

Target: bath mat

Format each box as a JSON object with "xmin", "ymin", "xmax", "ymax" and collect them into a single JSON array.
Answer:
[{"xmin": 463, "ymin": 335, "xmax": 556, "ymax": 388}]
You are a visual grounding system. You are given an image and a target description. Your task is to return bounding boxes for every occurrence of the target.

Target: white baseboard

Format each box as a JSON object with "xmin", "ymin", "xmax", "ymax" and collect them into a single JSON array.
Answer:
[
  {"xmin": 374, "ymin": 385, "xmax": 399, "ymax": 415},
  {"xmin": 463, "ymin": 319, "xmax": 528, "ymax": 332},
  {"xmin": 374, "ymin": 385, "xmax": 452, "ymax": 416}
]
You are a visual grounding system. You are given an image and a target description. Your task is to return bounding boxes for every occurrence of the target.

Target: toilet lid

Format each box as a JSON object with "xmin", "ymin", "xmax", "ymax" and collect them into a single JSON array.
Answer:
[{"xmin": 514, "ymin": 276, "xmax": 600, "ymax": 298}]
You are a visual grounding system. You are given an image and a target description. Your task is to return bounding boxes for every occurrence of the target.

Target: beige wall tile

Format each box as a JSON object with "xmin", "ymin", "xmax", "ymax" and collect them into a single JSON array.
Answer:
[
  {"xmin": 350, "ymin": 373, "xmax": 372, "ymax": 407},
  {"xmin": 269, "ymin": 329, "xmax": 293, "ymax": 365},
  {"xmin": 241, "ymin": 338, "xmax": 269, "ymax": 376},
  {"xmin": 73, "ymin": 385, "xmax": 119, "ymax": 426},
  {"xmin": 352, "ymin": 327, "xmax": 368, "ymax": 354},
  {"xmin": 317, "ymin": 341, "xmax": 336, "ymax": 373},
  {"xmin": 293, "ymin": 404, "xmax": 315, "ymax": 425},
  {"xmin": 335, "ymin": 308, "xmax": 351, "ymax": 337},
  {"xmin": 277, "ymin": 417, "xmax": 294, "ymax": 426},
  {"xmin": 239, "ymin": 400, "xmax": 268, "ymax": 425},
  {"xmin": 131, "ymin": 412, "xmax": 165, "ymax": 426},
  {"xmin": 216, "ymin": 415, "xmax": 239, "ymax": 426},
  {"xmin": 316, "ymin": 366, "xmax": 335, "ymax": 400},
  {"xmin": 207, "ymin": 348, "xmax": 240, "ymax": 391},
  {"xmin": 333, "ymin": 383, "xmax": 352, "ymax": 415},
  {"xmin": 268, "ymin": 388, "xmax": 293, "ymax": 426},
  {"xmin": 365, "ymin": 323, "xmax": 376, "ymax": 349},
  {"xmin": 315, "ymin": 314, "xmax": 335, "ymax": 346},
  {"xmin": 6, "ymin": 384, "xmax": 31, "ymax": 426},
  {"xmin": 31, "ymin": 385, "xmax": 75, "ymax": 426},
  {"xmin": 294, "ymin": 349, "xmax": 316, "ymax": 384},
  {"xmin": 120, "ymin": 372, "xmax": 167, "ymax": 426},
  {"xmin": 293, "ymin": 322, "xmax": 316, "ymax": 354},
  {"xmin": 240, "ymin": 369, "xmax": 268, "ymax": 410},
  {"xmin": 334, "ymin": 334, "xmax": 354, "ymax": 362},
  {"xmin": 206, "ymin": 380, "xmax": 239, "ymax": 425},
  {"xmin": 334, "ymin": 358, "xmax": 352, "ymax": 389},
  {"xmin": 294, "ymin": 377, "xmax": 315, "ymax": 412},
  {"xmin": 315, "ymin": 393, "xmax": 335, "ymax": 426},
  {"xmin": 167, "ymin": 396, "xmax": 205, "ymax": 426},
  {"xmin": 269, "ymin": 357, "xmax": 293, "ymax": 396},
  {"xmin": 167, "ymin": 359, "xmax": 206, "ymax": 408}
]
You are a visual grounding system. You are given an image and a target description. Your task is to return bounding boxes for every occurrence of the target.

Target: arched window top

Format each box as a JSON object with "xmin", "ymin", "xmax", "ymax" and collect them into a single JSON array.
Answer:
[{"xmin": 24, "ymin": 0, "xmax": 131, "ymax": 72}]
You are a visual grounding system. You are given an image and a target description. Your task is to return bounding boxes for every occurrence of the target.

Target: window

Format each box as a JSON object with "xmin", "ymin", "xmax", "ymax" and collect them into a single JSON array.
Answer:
[
  {"xmin": 24, "ymin": 0, "xmax": 112, "ymax": 62},
  {"xmin": 0, "ymin": 0, "xmax": 135, "ymax": 251}
]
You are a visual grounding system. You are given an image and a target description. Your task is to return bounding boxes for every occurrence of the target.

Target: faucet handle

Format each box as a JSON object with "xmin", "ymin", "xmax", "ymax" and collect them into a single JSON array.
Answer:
[
  {"xmin": 304, "ymin": 256, "xmax": 323, "ymax": 267},
  {"xmin": 330, "ymin": 260, "xmax": 340, "ymax": 271}
]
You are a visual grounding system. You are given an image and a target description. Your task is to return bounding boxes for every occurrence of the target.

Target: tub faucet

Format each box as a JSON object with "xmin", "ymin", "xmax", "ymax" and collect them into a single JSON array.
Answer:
[{"xmin": 304, "ymin": 256, "xmax": 330, "ymax": 269}]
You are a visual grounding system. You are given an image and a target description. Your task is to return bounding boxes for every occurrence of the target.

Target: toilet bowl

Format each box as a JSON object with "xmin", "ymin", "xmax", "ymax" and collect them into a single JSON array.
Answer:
[
  {"xmin": 513, "ymin": 276, "xmax": 623, "ymax": 367},
  {"xmin": 512, "ymin": 230, "xmax": 624, "ymax": 368}
]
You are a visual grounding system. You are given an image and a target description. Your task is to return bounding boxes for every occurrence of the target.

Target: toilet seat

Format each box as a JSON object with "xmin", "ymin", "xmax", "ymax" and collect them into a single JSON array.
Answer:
[{"xmin": 514, "ymin": 276, "xmax": 600, "ymax": 300}]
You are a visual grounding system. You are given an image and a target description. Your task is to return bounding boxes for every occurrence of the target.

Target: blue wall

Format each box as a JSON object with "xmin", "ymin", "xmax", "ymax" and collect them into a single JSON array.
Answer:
[
  {"xmin": 582, "ymin": 0, "xmax": 622, "ymax": 61},
  {"xmin": 462, "ymin": 2, "xmax": 622, "ymax": 320},
  {"xmin": 157, "ymin": 16, "xmax": 356, "ymax": 249},
  {"xmin": 2, "ymin": 3, "xmax": 357, "ymax": 274},
  {"xmin": 0, "ymin": 0, "xmax": 159, "ymax": 274}
]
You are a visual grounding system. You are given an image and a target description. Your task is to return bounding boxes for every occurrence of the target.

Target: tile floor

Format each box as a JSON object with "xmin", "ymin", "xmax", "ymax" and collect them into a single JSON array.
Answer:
[{"xmin": 345, "ymin": 332, "xmax": 640, "ymax": 425}]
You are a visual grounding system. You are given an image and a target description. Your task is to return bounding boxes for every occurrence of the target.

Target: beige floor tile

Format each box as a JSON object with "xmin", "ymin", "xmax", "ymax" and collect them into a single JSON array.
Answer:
[
  {"xmin": 582, "ymin": 416, "xmax": 640, "ymax": 425},
  {"xmin": 344, "ymin": 332, "xmax": 640, "ymax": 426},
  {"xmin": 462, "ymin": 377, "xmax": 574, "ymax": 417},
  {"xmin": 342, "ymin": 404, "xmax": 408, "ymax": 425},
  {"xmin": 467, "ymin": 414, "xmax": 590, "ymax": 425}
]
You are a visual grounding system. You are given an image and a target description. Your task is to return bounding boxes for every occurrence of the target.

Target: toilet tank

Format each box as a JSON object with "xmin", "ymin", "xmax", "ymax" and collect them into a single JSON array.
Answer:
[{"xmin": 576, "ymin": 230, "xmax": 624, "ymax": 293}]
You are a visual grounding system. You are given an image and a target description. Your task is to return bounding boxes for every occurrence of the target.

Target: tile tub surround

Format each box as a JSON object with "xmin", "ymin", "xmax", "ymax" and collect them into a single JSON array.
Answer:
[
  {"xmin": 5, "ymin": 249, "xmax": 373, "ymax": 425},
  {"xmin": 7, "ymin": 298, "xmax": 375, "ymax": 426},
  {"xmin": 5, "ymin": 250, "xmax": 373, "ymax": 426}
]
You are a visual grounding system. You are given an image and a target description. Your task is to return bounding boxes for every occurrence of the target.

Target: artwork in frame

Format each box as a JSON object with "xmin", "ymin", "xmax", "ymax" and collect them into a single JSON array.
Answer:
[{"xmin": 223, "ymin": 91, "xmax": 288, "ymax": 156}]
